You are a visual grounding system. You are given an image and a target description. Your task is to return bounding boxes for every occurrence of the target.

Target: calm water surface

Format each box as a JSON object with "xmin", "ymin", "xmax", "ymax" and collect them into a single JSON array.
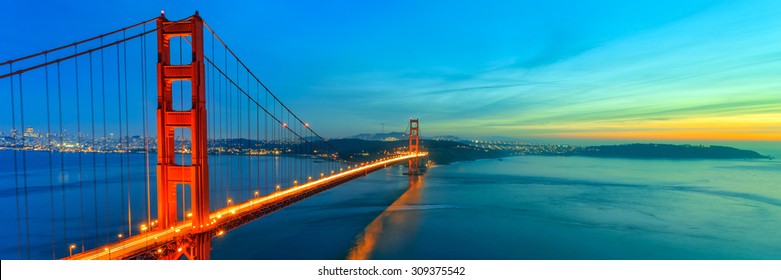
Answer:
[
  {"xmin": 212, "ymin": 155, "xmax": 781, "ymax": 260},
  {"xmin": 1, "ymin": 151, "xmax": 779, "ymax": 259}
]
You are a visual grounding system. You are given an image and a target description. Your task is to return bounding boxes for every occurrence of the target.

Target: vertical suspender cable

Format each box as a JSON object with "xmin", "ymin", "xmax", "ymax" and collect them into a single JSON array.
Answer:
[
  {"xmin": 208, "ymin": 33, "xmax": 216, "ymax": 210},
  {"xmin": 273, "ymin": 99, "xmax": 276, "ymax": 191},
  {"xmin": 101, "ymin": 38, "xmax": 110, "ymax": 244},
  {"xmin": 20, "ymin": 73, "xmax": 31, "ymax": 259},
  {"xmin": 226, "ymin": 46, "xmax": 231, "ymax": 206},
  {"xmin": 228, "ymin": 53, "xmax": 233, "ymax": 203},
  {"xmin": 247, "ymin": 71, "xmax": 251, "ymax": 200},
  {"xmin": 208, "ymin": 34, "xmax": 214, "ymax": 211},
  {"xmin": 45, "ymin": 55, "xmax": 57, "ymax": 259},
  {"xmin": 57, "ymin": 62, "xmax": 68, "ymax": 253},
  {"xmin": 89, "ymin": 51, "xmax": 99, "ymax": 248},
  {"xmin": 256, "ymin": 83, "xmax": 260, "ymax": 195},
  {"xmin": 219, "ymin": 44, "xmax": 225, "ymax": 208},
  {"xmin": 75, "ymin": 45, "xmax": 86, "ymax": 253},
  {"xmin": 265, "ymin": 84, "xmax": 269, "ymax": 196},
  {"xmin": 123, "ymin": 31, "xmax": 132, "ymax": 237},
  {"xmin": 237, "ymin": 57, "xmax": 242, "ymax": 203},
  {"xmin": 142, "ymin": 24, "xmax": 151, "ymax": 228},
  {"xmin": 116, "ymin": 43, "xmax": 126, "ymax": 237},
  {"xmin": 9, "ymin": 63, "xmax": 21, "ymax": 259}
]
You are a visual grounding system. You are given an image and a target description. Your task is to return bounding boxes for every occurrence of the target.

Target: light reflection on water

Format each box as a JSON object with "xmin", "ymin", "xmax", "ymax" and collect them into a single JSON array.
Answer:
[
  {"xmin": 215, "ymin": 155, "xmax": 780, "ymax": 260},
  {"xmin": 347, "ymin": 175, "xmax": 424, "ymax": 260}
]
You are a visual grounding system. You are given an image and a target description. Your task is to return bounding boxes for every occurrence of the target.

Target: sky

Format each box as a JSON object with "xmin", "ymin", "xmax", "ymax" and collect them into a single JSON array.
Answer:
[{"xmin": 1, "ymin": 0, "xmax": 780, "ymax": 149}]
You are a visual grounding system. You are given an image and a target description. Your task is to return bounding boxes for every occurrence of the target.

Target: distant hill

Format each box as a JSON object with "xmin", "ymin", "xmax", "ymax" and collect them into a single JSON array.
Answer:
[
  {"xmin": 345, "ymin": 132, "xmax": 463, "ymax": 142},
  {"xmin": 207, "ymin": 138, "xmax": 771, "ymax": 164},
  {"xmin": 566, "ymin": 144, "xmax": 771, "ymax": 159},
  {"xmin": 429, "ymin": 135, "xmax": 462, "ymax": 141},
  {"xmin": 328, "ymin": 139, "xmax": 513, "ymax": 164},
  {"xmin": 345, "ymin": 132, "xmax": 406, "ymax": 141}
]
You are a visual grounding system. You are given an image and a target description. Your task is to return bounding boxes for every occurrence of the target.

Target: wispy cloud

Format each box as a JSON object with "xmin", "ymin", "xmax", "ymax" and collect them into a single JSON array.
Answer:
[{"xmin": 310, "ymin": 1, "xmax": 781, "ymax": 141}]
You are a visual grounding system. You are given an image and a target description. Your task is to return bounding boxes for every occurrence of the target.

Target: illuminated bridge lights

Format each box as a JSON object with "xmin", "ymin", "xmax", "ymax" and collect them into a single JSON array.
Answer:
[{"xmin": 66, "ymin": 153, "xmax": 425, "ymax": 260}]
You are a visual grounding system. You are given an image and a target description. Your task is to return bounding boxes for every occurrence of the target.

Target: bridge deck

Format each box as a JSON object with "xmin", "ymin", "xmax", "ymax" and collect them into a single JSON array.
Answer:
[{"xmin": 64, "ymin": 153, "xmax": 426, "ymax": 260}]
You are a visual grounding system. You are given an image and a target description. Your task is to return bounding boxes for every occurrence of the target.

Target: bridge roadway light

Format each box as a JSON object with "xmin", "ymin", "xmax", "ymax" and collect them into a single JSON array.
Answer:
[
  {"xmin": 254, "ymin": 191, "xmax": 259, "ymax": 198},
  {"xmin": 69, "ymin": 244, "xmax": 76, "ymax": 256}
]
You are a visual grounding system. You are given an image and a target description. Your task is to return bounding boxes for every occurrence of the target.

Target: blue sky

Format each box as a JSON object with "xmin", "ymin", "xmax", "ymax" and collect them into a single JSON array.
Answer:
[{"xmin": 2, "ymin": 0, "xmax": 780, "ymax": 146}]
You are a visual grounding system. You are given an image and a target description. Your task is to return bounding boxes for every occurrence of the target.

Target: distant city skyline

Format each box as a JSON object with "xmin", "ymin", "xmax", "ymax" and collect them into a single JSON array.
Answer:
[{"xmin": 2, "ymin": 0, "xmax": 780, "ymax": 145}]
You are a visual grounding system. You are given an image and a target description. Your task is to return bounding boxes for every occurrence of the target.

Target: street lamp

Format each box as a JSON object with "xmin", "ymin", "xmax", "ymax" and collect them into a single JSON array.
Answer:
[
  {"xmin": 69, "ymin": 244, "xmax": 76, "ymax": 257},
  {"xmin": 254, "ymin": 191, "xmax": 259, "ymax": 198},
  {"xmin": 118, "ymin": 233, "xmax": 123, "ymax": 241}
]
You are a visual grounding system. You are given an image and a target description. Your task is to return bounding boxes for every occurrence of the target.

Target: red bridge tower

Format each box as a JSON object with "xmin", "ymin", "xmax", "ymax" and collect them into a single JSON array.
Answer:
[
  {"xmin": 155, "ymin": 12, "xmax": 210, "ymax": 236},
  {"xmin": 405, "ymin": 119, "xmax": 423, "ymax": 175}
]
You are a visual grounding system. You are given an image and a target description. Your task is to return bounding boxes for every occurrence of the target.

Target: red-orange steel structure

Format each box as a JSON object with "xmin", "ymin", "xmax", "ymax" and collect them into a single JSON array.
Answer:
[
  {"xmin": 155, "ymin": 12, "xmax": 211, "ymax": 259},
  {"xmin": 406, "ymin": 119, "xmax": 421, "ymax": 175},
  {"xmin": 4, "ymin": 10, "xmax": 432, "ymax": 260},
  {"xmin": 155, "ymin": 12, "xmax": 210, "ymax": 237}
]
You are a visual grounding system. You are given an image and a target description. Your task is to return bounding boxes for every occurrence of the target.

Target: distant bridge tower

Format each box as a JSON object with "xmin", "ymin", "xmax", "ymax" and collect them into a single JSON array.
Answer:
[
  {"xmin": 155, "ymin": 11, "xmax": 210, "ymax": 242},
  {"xmin": 405, "ymin": 119, "xmax": 422, "ymax": 175}
]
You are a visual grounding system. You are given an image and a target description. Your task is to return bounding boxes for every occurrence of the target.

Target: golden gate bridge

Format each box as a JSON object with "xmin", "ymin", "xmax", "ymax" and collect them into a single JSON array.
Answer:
[{"xmin": 0, "ymin": 11, "xmax": 425, "ymax": 260}]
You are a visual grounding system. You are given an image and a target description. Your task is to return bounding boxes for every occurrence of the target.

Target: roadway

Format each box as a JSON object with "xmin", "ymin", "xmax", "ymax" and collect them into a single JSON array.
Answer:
[{"xmin": 65, "ymin": 152, "xmax": 426, "ymax": 260}]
